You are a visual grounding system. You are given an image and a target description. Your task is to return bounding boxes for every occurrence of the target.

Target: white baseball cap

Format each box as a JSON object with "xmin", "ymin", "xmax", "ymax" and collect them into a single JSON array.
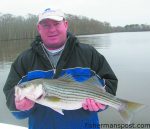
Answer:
[{"xmin": 38, "ymin": 8, "xmax": 65, "ymax": 23}]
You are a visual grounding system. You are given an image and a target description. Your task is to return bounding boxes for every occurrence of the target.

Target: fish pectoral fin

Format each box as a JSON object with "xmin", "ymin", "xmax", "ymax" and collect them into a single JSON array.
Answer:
[
  {"xmin": 45, "ymin": 96, "xmax": 61, "ymax": 102},
  {"xmin": 51, "ymin": 108, "xmax": 64, "ymax": 115},
  {"xmin": 44, "ymin": 96, "xmax": 64, "ymax": 115}
]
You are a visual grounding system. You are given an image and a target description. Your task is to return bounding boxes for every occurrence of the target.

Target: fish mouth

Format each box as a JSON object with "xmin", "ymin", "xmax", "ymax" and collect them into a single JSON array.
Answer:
[{"xmin": 36, "ymin": 94, "xmax": 44, "ymax": 100}]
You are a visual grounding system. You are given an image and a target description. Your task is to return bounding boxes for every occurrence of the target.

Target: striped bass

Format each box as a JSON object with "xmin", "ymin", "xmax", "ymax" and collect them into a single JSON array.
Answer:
[{"xmin": 15, "ymin": 74, "xmax": 145, "ymax": 124}]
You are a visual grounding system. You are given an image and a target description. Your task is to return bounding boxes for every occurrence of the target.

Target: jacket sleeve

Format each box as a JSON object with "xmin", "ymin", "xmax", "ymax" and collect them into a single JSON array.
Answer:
[
  {"xmin": 3, "ymin": 56, "xmax": 35, "ymax": 119},
  {"xmin": 91, "ymin": 47, "xmax": 118, "ymax": 96}
]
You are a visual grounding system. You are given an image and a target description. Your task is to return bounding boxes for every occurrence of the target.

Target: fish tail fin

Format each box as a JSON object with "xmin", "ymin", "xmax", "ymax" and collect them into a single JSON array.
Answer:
[{"xmin": 118, "ymin": 99, "xmax": 146, "ymax": 124}]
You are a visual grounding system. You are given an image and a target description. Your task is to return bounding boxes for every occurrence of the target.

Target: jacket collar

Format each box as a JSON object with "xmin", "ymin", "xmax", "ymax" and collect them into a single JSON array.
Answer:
[{"xmin": 31, "ymin": 32, "xmax": 78, "ymax": 56}]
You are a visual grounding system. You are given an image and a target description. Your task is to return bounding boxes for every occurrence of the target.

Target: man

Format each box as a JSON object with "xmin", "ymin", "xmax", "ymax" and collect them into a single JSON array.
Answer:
[{"xmin": 3, "ymin": 8, "xmax": 118, "ymax": 129}]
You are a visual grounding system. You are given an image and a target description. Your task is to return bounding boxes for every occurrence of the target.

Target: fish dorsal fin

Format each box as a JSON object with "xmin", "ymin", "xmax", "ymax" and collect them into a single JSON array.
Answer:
[
  {"xmin": 84, "ymin": 76, "xmax": 105, "ymax": 92},
  {"xmin": 57, "ymin": 74, "xmax": 75, "ymax": 82},
  {"xmin": 57, "ymin": 74, "xmax": 105, "ymax": 92}
]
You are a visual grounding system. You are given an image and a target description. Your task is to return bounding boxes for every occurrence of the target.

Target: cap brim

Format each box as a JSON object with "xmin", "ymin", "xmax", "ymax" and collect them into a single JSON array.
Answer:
[{"xmin": 38, "ymin": 16, "xmax": 64, "ymax": 23}]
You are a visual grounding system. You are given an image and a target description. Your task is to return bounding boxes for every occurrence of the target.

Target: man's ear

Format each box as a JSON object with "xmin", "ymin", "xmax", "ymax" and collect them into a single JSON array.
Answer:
[
  {"xmin": 64, "ymin": 20, "xmax": 68, "ymax": 29},
  {"xmin": 37, "ymin": 24, "xmax": 41, "ymax": 33}
]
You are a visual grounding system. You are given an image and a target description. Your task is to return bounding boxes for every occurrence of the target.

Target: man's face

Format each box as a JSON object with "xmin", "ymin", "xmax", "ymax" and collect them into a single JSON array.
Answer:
[{"xmin": 37, "ymin": 19, "xmax": 68, "ymax": 50}]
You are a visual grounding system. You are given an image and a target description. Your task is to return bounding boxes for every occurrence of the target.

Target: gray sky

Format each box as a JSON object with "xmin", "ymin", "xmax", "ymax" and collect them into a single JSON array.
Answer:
[{"xmin": 0, "ymin": 0, "xmax": 150, "ymax": 26}]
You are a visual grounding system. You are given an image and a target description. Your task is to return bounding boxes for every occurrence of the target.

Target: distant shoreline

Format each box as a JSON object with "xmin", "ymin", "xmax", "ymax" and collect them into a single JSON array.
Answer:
[{"xmin": 1, "ymin": 31, "xmax": 150, "ymax": 42}]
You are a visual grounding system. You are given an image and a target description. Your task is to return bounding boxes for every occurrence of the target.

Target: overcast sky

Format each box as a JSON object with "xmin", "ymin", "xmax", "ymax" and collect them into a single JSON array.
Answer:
[{"xmin": 0, "ymin": 0, "xmax": 150, "ymax": 26}]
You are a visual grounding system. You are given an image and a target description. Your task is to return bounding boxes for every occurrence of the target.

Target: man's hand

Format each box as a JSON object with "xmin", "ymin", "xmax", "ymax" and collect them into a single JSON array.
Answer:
[
  {"xmin": 82, "ymin": 98, "xmax": 106, "ymax": 112},
  {"xmin": 15, "ymin": 97, "xmax": 35, "ymax": 111}
]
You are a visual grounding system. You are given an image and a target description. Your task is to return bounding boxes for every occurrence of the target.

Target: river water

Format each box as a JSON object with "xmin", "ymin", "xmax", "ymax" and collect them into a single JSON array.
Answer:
[{"xmin": 0, "ymin": 32, "xmax": 150, "ymax": 128}]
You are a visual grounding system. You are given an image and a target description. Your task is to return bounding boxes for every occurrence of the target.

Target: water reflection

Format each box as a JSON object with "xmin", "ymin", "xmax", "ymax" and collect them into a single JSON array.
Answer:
[
  {"xmin": 0, "ymin": 39, "xmax": 32, "ymax": 73},
  {"xmin": 0, "ymin": 39, "xmax": 31, "ymax": 62},
  {"xmin": 0, "ymin": 34, "xmax": 111, "ymax": 61},
  {"xmin": 0, "ymin": 34, "xmax": 111, "ymax": 65},
  {"xmin": 0, "ymin": 39, "xmax": 32, "ymax": 126},
  {"xmin": 78, "ymin": 34, "xmax": 111, "ymax": 49}
]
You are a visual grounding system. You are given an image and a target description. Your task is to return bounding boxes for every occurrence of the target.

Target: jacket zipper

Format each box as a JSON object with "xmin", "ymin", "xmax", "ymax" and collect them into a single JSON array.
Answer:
[
  {"xmin": 40, "ymin": 37, "xmax": 69, "ymax": 78},
  {"xmin": 40, "ymin": 43, "xmax": 56, "ymax": 75}
]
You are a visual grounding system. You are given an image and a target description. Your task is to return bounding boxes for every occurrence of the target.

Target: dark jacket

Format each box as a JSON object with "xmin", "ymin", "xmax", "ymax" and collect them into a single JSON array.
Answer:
[{"xmin": 3, "ymin": 33, "xmax": 118, "ymax": 129}]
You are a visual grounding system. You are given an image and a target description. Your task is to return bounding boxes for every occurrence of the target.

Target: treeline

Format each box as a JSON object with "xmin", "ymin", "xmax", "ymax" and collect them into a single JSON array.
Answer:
[
  {"xmin": 0, "ymin": 14, "xmax": 37, "ymax": 41},
  {"xmin": 0, "ymin": 13, "xmax": 111, "ymax": 40},
  {"xmin": 112, "ymin": 24, "xmax": 150, "ymax": 32},
  {"xmin": 0, "ymin": 13, "xmax": 150, "ymax": 41},
  {"xmin": 66, "ymin": 14, "xmax": 111, "ymax": 35}
]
